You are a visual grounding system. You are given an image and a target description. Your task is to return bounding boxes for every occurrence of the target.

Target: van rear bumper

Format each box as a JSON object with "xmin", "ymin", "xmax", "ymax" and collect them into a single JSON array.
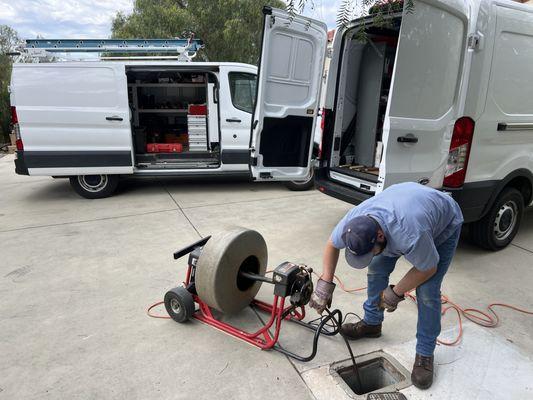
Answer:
[
  {"xmin": 446, "ymin": 181, "xmax": 497, "ymax": 223},
  {"xmin": 14, "ymin": 151, "xmax": 29, "ymax": 175},
  {"xmin": 316, "ymin": 165, "xmax": 494, "ymax": 223},
  {"xmin": 315, "ymin": 167, "xmax": 373, "ymax": 205}
]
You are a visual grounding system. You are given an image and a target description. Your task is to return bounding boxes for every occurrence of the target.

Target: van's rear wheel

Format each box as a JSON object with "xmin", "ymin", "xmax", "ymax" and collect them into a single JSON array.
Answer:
[
  {"xmin": 470, "ymin": 187, "xmax": 524, "ymax": 251},
  {"xmin": 69, "ymin": 174, "xmax": 119, "ymax": 199},
  {"xmin": 284, "ymin": 168, "xmax": 315, "ymax": 191}
]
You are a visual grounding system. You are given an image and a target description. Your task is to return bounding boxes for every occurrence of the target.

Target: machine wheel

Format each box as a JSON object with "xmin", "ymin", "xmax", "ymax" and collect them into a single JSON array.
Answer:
[
  {"xmin": 164, "ymin": 286, "xmax": 196, "ymax": 323},
  {"xmin": 284, "ymin": 167, "xmax": 315, "ymax": 191},
  {"xmin": 69, "ymin": 174, "xmax": 119, "ymax": 199},
  {"xmin": 195, "ymin": 227, "xmax": 267, "ymax": 314},
  {"xmin": 470, "ymin": 187, "xmax": 524, "ymax": 251}
]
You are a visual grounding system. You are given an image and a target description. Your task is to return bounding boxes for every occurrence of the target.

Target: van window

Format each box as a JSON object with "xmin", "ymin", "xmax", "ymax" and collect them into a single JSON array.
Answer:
[
  {"xmin": 389, "ymin": 3, "xmax": 464, "ymax": 119},
  {"xmin": 492, "ymin": 31, "xmax": 533, "ymax": 115},
  {"xmin": 14, "ymin": 66, "xmax": 118, "ymax": 108},
  {"xmin": 229, "ymin": 72, "xmax": 257, "ymax": 113}
]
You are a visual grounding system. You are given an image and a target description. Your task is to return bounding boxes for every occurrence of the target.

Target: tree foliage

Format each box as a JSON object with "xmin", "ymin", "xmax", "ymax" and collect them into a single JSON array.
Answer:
[
  {"xmin": 111, "ymin": 0, "xmax": 286, "ymax": 64},
  {"xmin": 0, "ymin": 25, "xmax": 19, "ymax": 143}
]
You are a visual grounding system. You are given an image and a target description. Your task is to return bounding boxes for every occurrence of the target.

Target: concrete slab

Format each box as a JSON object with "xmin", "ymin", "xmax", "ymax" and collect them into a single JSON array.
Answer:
[
  {"xmin": 2, "ymin": 153, "xmax": 533, "ymax": 399},
  {"xmin": 0, "ymin": 211, "xmax": 312, "ymax": 400},
  {"xmin": 301, "ymin": 324, "xmax": 533, "ymax": 400},
  {"xmin": 163, "ymin": 177, "xmax": 312, "ymax": 210}
]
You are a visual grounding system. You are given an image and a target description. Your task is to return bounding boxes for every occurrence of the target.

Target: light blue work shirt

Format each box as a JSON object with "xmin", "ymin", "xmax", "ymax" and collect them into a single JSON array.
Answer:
[{"xmin": 330, "ymin": 182, "xmax": 464, "ymax": 271}]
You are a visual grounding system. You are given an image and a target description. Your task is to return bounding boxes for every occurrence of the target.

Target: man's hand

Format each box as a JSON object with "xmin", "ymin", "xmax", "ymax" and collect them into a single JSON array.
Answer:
[
  {"xmin": 309, "ymin": 278, "xmax": 336, "ymax": 314},
  {"xmin": 378, "ymin": 285, "xmax": 404, "ymax": 312}
]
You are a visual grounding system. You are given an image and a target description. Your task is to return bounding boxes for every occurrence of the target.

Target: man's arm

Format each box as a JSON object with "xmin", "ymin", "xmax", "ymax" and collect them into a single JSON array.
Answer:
[
  {"xmin": 321, "ymin": 239, "xmax": 340, "ymax": 282},
  {"xmin": 393, "ymin": 266, "xmax": 437, "ymax": 296}
]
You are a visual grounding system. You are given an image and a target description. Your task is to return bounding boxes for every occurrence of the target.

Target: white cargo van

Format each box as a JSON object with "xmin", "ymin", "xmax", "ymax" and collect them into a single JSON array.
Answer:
[
  {"xmin": 15, "ymin": 2, "xmax": 532, "ymax": 250},
  {"xmin": 11, "ymin": 59, "xmax": 317, "ymax": 198},
  {"xmin": 300, "ymin": 0, "xmax": 533, "ymax": 251}
]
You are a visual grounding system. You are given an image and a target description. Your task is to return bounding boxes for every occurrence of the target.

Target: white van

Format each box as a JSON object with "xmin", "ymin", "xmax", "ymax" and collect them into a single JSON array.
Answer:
[
  {"xmin": 304, "ymin": 0, "xmax": 533, "ymax": 251},
  {"xmin": 11, "ymin": 60, "xmax": 316, "ymax": 198},
  {"xmin": 14, "ymin": 2, "xmax": 532, "ymax": 250}
]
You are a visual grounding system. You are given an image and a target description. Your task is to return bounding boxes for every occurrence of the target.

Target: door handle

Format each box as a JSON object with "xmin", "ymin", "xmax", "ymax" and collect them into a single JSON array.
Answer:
[
  {"xmin": 106, "ymin": 116, "xmax": 123, "ymax": 121},
  {"xmin": 226, "ymin": 118, "xmax": 242, "ymax": 123},
  {"xmin": 397, "ymin": 135, "xmax": 418, "ymax": 144}
]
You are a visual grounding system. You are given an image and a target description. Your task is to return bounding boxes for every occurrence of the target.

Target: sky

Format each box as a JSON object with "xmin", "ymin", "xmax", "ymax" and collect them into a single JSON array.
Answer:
[{"xmin": 0, "ymin": 0, "xmax": 341, "ymax": 40}]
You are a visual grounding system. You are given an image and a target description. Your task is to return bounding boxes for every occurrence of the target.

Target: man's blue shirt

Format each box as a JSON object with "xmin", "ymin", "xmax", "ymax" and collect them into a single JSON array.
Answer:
[{"xmin": 330, "ymin": 182, "xmax": 464, "ymax": 271}]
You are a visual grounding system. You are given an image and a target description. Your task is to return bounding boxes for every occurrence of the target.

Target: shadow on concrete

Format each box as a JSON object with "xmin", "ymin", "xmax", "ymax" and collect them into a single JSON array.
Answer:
[
  {"xmin": 23, "ymin": 178, "xmax": 76, "ymax": 201},
  {"xmin": 118, "ymin": 175, "xmax": 290, "ymax": 196}
]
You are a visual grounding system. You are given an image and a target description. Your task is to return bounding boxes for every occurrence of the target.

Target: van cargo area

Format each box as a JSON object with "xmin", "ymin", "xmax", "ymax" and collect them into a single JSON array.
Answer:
[
  {"xmin": 330, "ymin": 16, "xmax": 401, "ymax": 188},
  {"xmin": 127, "ymin": 68, "xmax": 219, "ymax": 169}
]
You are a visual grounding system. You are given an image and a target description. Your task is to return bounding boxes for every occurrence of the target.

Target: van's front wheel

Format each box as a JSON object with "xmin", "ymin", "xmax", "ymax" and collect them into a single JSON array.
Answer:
[
  {"xmin": 70, "ymin": 174, "xmax": 119, "ymax": 199},
  {"xmin": 470, "ymin": 187, "xmax": 524, "ymax": 250}
]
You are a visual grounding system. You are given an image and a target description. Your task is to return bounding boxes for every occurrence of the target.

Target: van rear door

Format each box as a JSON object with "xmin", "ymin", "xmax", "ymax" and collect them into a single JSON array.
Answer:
[
  {"xmin": 250, "ymin": 7, "xmax": 327, "ymax": 181},
  {"xmin": 380, "ymin": 0, "xmax": 469, "ymax": 189},
  {"xmin": 11, "ymin": 63, "xmax": 132, "ymax": 176}
]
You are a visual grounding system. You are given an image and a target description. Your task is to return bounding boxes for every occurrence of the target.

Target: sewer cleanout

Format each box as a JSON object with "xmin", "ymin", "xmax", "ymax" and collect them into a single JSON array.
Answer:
[{"xmin": 329, "ymin": 351, "xmax": 411, "ymax": 399}]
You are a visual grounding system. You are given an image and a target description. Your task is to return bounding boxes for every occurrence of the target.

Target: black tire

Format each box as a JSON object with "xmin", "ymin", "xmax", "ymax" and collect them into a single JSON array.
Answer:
[
  {"xmin": 470, "ymin": 187, "xmax": 524, "ymax": 251},
  {"xmin": 195, "ymin": 227, "xmax": 267, "ymax": 314},
  {"xmin": 69, "ymin": 174, "xmax": 119, "ymax": 199},
  {"xmin": 285, "ymin": 167, "xmax": 315, "ymax": 191},
  {"xmin": 164, "ymin": 286, "xmax": 195, "ymax": 323}
]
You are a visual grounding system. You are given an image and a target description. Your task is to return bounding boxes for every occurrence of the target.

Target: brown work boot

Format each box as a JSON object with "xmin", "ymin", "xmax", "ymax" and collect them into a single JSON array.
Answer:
[
  {"xmin": 411, "ymin": 354, "xmax": 434, "ymax": 390},
  {"xmin": 340, "ymin": 320, "xmax": 382, "ymax": 340}
]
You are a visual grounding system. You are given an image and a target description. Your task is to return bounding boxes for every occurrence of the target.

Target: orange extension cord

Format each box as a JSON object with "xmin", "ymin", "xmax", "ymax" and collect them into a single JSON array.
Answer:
[
  {"xmin": 329, "ymin": 272, "xmax": 533, "ymax": 346},
  {"xmin": 148, "ymin": 270, "xmax": 533, "ymax": 347}
]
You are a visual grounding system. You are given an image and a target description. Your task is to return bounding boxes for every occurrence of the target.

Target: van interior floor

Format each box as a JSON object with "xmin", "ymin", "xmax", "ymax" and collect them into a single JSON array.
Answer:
[
  {"xmin": 135, "ymin": 152, "xmax": 219, "ymax": 169},
  {"xmin": 330, "ymin": 165, "xmax": 379, "ymax": 183}
]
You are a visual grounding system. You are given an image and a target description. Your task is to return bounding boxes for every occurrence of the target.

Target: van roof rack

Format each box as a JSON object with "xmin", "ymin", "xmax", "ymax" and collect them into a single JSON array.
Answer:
[{"xmin": 17, "ymin": 38, "xmax": 204, "ymax": 62}]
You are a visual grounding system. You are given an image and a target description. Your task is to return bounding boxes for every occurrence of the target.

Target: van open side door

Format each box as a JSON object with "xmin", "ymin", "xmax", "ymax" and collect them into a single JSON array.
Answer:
[
  {"xmin": 250, "ymin": 7, "xmax": 327, "ymax": 181},
  {"xmin": 380, "ymin": 0, "xmax": 470, "ymax": 190}
]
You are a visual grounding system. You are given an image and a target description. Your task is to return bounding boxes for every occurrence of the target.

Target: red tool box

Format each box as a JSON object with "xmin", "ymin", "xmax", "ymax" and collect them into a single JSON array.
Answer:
[
  {"xmin": 146, "ymin": 143, "xmax": 183, "ymax": 153},
  {"xmin": 188, "ymin": 104, "xmax": 207, "ymax": 115}
]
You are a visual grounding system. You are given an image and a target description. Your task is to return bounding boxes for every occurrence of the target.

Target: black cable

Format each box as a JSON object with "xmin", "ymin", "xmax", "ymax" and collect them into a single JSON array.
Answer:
[
  {"xmin": 273, "ymin": 309, "xmax": 342, "ymax": 362},
  {"xmin": 274, "ymin": 307, "xmax": 364, "ymax": 390},
  {"xmin": 324, "ymin": 308, "xmax": 363, "ymax": 390}
]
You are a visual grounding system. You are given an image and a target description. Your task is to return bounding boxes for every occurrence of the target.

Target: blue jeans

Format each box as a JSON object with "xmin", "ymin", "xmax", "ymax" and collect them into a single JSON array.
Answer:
[{"xmin": 362, "ymin": 227, "xmax": 461, "ymax": 356}]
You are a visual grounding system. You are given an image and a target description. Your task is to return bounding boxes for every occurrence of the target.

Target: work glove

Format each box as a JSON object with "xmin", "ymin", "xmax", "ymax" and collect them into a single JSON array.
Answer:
[
  {"xmin": 378, "ymin": 285, "xmax": 404, "ymax": 312},
  {"xmin": 309, "ymin": 278, "xmax": 336, "ymax": 314}
]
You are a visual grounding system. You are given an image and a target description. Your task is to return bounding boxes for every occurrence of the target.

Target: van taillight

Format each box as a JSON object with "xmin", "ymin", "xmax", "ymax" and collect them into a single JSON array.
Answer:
[
  {"xmin": 443, "ymin": 117, "xmax": 475, "ymax": 188},
  {"xmin": 318, "ymin": 108, "xmax": 327, "ymax": 160},
  {"xmin": 11, "ymin": 106, "xmax": 18, "ymax": 124},
  {"xmin": 11, "ymin": 106, "xmax": 23, "ymax": 151}
]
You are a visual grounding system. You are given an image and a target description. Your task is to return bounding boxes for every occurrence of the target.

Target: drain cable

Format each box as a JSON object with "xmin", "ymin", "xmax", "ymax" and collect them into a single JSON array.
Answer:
[{"xmin": 271, "ymin": 307, "xmax": 363, "ymax": 389}]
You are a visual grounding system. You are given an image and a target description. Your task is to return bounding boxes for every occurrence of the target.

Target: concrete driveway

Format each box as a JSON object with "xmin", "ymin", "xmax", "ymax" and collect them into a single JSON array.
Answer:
[{"xmin": 1, "ymin": 154, "xmax": 533, "ymax": 400}]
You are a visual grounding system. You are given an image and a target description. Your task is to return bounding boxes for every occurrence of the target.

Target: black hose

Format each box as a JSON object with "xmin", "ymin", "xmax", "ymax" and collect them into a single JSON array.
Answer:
[
  {"xmin": 274, "ymin": 308, "xmax": 363, "ymax": 389},
  {"xmin": 273, "ymin": 309, "xmax": 343, "ymax": 362}
]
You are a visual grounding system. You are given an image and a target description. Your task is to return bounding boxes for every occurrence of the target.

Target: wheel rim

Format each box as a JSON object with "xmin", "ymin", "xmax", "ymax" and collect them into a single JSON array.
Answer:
[
  {"xmin": 78, "ymin": 175, "xmax": 108, "ymax": 192},
  {"xmin": 494, "ymin": 200, "xmax": 518, "ymax": 241},
  {"xmin": 170, "ymin": 298, "xmax": 181, "ymax": 314}
]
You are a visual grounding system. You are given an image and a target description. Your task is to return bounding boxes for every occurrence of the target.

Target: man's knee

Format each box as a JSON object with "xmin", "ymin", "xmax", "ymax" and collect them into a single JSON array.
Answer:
[{"xmin": 416, "ymin": 284, "xmax": 442, "ymax": 312}]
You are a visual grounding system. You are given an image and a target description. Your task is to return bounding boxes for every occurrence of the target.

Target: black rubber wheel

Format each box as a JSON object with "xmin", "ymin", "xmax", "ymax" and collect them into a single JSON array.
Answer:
[
  {"xmin": 470, "ymin": 187, "xmax": 524, "ymax": 251},
  {"xmin": 164, "ymin": 286, "xmax": 195, "ymax": 323},
  {"xmin": 195, "ymin": 227, "xmax": 267, "ymax": 314},
  {"xmin": 284, "ymin": 167, "xmax": 315, "ymax": 191},
  {"xmin": 69, "ymin": 174, "xmax": 119, "ymax": 199}
]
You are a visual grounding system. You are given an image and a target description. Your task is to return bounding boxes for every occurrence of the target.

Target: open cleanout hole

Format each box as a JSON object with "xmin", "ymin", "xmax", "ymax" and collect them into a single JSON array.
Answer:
[
  {"xmin": 236, "ymin": 255, "xmax": 260, "ymax": 291},
  {"xmin": 330, "ymin": 351, "xmax": 410, "ymax": 398},
  {"xmin": 339, "ymin": 358, "xmax": 400, "ymax": 395}
]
